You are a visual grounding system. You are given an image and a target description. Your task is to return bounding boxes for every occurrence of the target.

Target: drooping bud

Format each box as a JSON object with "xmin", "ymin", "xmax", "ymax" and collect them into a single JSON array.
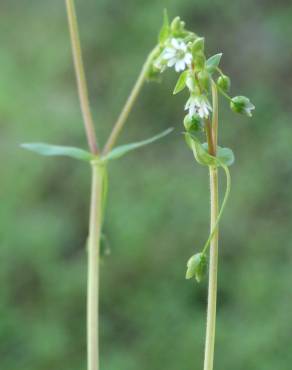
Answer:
[
  {"xmin": 230, "ymin": 96, "xmax": 255, "ymax": 117},
  {"xmin": 184, "ymin": 114, "xmax": 203, "ymax": 133},
  {"xmin": 217, "ymin": 74, "xmax": 231, "ymax": 92},
  {"xmin": 185, "ymin": 253, "xmax": 207, "ymax": 282}
]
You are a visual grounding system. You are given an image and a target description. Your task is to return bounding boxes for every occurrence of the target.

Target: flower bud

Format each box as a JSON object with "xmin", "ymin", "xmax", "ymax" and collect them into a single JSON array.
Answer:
[
  {"xmin": 184, "ymin": 114, "xmax": 203, "ymax": 133},
  {"xmin": 217, "ymin": 74, "xmax": 231, "ymax": 92},
  {"xmin": 185, "ymin": 253, "xmax": 207, "ymax": 282},
  {"xmin": 230, "ymin": 96, "xmax": 255, "ymax": 117},
  {"xmin": 192, "ymin": 37, "xmax": 205, "ymax": 54}
]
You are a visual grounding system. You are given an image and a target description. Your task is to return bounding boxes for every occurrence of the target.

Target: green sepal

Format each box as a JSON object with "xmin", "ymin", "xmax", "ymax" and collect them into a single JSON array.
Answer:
[
  {"xmin": 193, "ymin": 52, "xmax": 205, "ymax": 70},
  {"xmin": 192, "ymin": 37, "xmax": 205, "ymax": 54},
  {"xmin": 101, "ymin": 128, "xmax": 173, "ymax": 162},
  {"xmin": 186, "ymin": 253, "xmax": 207, "ymax": 282},
  {"xmin": 197, "ymin": 70, "xmax": 210, "ymax": 90},
  {"xmin": 230, "ymin": 96, "xmax": 255, "ymax": 117},
  {"xmin": 205, "ymin": 53, "xmax": 222, "ymax": 73},
  {"xmin": 158, "ymin": 9, "xmax": 170, "ymax": 44},
  {"xmin": 21, "ymin": 143, "xmax": 94, "ymax": 162},
  {"xmin": 173, "ymin": 70, "xmax": 188, "ymax": 95}
]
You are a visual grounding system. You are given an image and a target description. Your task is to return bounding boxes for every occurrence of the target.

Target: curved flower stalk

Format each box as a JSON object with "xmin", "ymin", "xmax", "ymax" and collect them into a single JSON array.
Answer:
[{"xmin": 149, "ymin": 11, "xmax": 255, "ymax": 370}]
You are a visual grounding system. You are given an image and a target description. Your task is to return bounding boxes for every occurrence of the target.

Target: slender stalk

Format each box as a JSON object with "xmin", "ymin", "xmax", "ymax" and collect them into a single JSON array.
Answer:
[
  {"xmin": 204, "ymin": 165, "xmax": 219, "ymax": 370},
  {"xmin": 211, "ymin": 81, "xmax": 218, "ymax": 148},
  {"xmin": 102, "ymin": 47, "xmax": 158, "ymax": 155},
  {"xmin": 203, "ymin": 82, "xmax": 219, "ymax": 370},
  {"xmin": 87, "ymin": 162, "xmax": 103, "ymax": 370},
  {"xmin": 204, "ymin": 119, "xmax": 215, "ymax": 156},
  {"xmin": 65, "ymin": 0, "xmax": 98, "ymax": 154}
]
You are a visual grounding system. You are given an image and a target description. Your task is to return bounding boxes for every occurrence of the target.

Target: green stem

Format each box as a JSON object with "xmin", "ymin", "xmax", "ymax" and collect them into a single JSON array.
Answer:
[
  {"xmin": 216, "ymin": 83, "xmax": 232, "ymax": 102},
  {"xmin": 102, "ymin": 47, "xmax": 159, "ymax": 155},
  {"xmin": 87, "ymin": 162, "xmax": 104, "ymax": 370},
  {"xmin": 203, "ymin": 165, "xmax": 219, "ymax": 370},
  {"xmin": 203, "ymin": 79, "xmax": 220, "ymax": 370},
  {"xmin": 211, "ymin": 81, "xmax": 218, "ymax": 148},
  {"xmin": 202, "ymin": 164, "xmax": 231, "ymax": 255},
  {"xmin": 65, "ymin": 0, "xmax": 98, "ymax": 154}
]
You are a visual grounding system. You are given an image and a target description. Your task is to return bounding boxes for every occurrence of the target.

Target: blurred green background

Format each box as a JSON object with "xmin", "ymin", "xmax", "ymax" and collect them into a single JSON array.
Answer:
[{"xmin": 1, "ymin": 0, "xmax": 292, "ymax": 369}]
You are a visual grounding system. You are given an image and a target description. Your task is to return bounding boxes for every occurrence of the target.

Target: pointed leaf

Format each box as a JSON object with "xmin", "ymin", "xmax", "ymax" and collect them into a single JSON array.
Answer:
[
  {"xmin": 173, "ymin": 70, "xmax": 188, "ymax": 95},
  {"xmin": 205, "ymin": 53, "xmax": 222, "ymax": 73},
  {"xmin": 21, "ymin": 143, "xmax": 94, "ymax": 162},
  {"xmin": 158, "ymin": 9, "xmax": 170, "ymax": 44},
  {"xmin": 103, "ymin": 128, "xmax": 173, "ymax": 161},
  {"xmin": 186, "ymin": 134, "xmax": 217, "ymax": 166}
]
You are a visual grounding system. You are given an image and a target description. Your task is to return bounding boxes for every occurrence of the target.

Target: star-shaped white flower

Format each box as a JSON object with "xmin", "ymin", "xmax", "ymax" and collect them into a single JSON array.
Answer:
[
  {"xmin": 185, "ymin": 95, "xmax": 212, "ymax": 119},
  {"xmin": 162, "ymin": 38, "xmax": 192, "ymax": 72}
]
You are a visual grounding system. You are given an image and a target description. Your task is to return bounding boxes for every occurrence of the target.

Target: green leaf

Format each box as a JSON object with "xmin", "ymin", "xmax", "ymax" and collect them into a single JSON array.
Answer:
[
  {"xmin": 186, "ymin": 253, "xmax": 207, "ymax": 282},
  {"xmin": 21, "ymin": 143, "xmax": 94, "ymax": 161},
  {"xmin": 158, "ymin": 9, "xmax": 170, "ymax": 44},
  {"xmin": 217, "ymin": 146, "xmax": 235, "ymax": 166},
  {"xmin": 102, "ymin": 128, "xmax": 174, "ymax": 161},
  {"xmin": 205, "ymin": 53, "xmax": 222, "ymax": 73},
  {"xmin": 173, "ymin": 70, "xmax": 188, "ymax": 95},
  {"xmin": 202, "ymin": 143, "xmax": 235, "ymax": 167},
  {"xmin": 186, "ymin": 134, "xmax": 217, "ymax": 166}
]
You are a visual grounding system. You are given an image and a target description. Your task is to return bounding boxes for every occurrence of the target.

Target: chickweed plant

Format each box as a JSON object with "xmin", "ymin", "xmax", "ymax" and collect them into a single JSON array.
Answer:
[
  {"xmin": 21, "ymin": 3, "xmax": 254, "ymax": 370},
  {"xmin": 150, "ymin": 11, "xmax": 254, "ymax": 370}
]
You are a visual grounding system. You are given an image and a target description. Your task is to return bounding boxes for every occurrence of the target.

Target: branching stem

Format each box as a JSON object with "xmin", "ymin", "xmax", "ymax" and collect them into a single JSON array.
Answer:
[
  {"xmin": 103, "ymin": 47, "xmax": 159, "ymax": 155},
  {"xmin": 65, "ymin": 0, "xmax": 98, "ymax": 154}
]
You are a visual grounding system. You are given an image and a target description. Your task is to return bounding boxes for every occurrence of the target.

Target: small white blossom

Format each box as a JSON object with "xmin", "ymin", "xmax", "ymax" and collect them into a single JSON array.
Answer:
[
  {"xmin": 185, "ymin": 95, "xmax": 212, "ymax": 119},
  {"xmin": 161, "ymin": 38, "xmax": 192, "ymax": 72}
]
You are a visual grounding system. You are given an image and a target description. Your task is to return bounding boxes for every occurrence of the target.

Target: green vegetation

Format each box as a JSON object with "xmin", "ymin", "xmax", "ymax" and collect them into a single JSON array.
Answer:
[{"xmin": 1, "ymin": 1, "xmax": 292, "ymax": 370}]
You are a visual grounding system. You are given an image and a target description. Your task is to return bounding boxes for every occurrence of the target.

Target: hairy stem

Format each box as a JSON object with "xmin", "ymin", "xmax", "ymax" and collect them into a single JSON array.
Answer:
[
  {"xmin": 102, "ymin": 47, "xmax": 159, "ymax": 155},
  {"xmin": 204, "ymin": 166, "xmax": 219, "ymax": 370},
  {"xmin": 65, "ymin": 0, "xmax": 98, "ymax": 154},
  {"xmin": 204, "ymin": 81, "xmax": 219, "ymax": 370},
  {"xmin": 202, "ymin": 165, "xmax": 230, "ymax": 256},
  {"xmin": 87, "ymin": 162, "xmax": 103, "ymax": 370}
]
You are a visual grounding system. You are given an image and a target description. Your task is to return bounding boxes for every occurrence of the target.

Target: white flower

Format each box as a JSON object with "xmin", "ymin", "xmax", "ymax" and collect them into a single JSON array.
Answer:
[
  {"xmin": 162, "ymin": 38, "xmax": 192, "ymax": 72},
  {"xmin": 185, "ymin": 95, "xmax": 212, "ymax": 119}
]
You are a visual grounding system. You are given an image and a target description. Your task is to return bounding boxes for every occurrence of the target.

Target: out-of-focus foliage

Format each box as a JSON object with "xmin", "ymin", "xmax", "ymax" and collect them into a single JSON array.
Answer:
[{"xmin": 1, "ymin": 0, "xmax": 292, "ymax": 369}]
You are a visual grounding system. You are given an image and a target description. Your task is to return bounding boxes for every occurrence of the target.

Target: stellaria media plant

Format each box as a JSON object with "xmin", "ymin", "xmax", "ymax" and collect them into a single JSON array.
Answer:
[
  {"xmin": 21, "ymin": 4, "xmax": 254, "ymax": 370},
  {"xmin": 149, "ymin": 11, "xmax": 255, "ymax": 370}
]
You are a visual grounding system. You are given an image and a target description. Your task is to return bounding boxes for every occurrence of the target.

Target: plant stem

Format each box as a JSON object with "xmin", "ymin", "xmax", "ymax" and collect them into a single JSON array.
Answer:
[
  {"xmin": 102, "ymin": 47, "xmax": 159, "ymax": 155},
  {"xmin": 87, "ymin": 162, "xmax": 104, "ymax": 370},
  {"xmin": 204, "ymin": 165, "xmax": 219, "ymax": 370},
  {"xmin": 65, "ymin": 0, "xmax": 98, "ymax": 154},
  {"xmin": 204, "ymin": 82, "xmax": 219, "ymax": 370},
  {"xmin": 211, "ymin": 81, "xmax": 218, "ymax": 148}
]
